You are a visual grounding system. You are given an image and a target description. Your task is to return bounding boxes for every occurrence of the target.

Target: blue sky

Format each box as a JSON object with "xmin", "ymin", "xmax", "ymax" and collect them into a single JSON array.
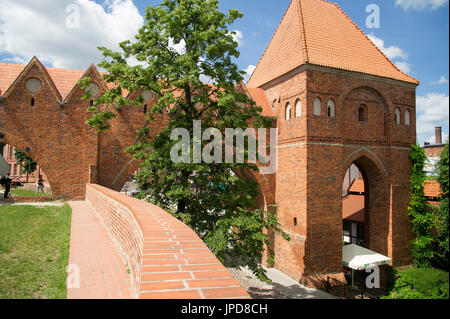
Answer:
[{"xmin": 0, "ymin": 0, "xmax": 448, "ymax": 144}]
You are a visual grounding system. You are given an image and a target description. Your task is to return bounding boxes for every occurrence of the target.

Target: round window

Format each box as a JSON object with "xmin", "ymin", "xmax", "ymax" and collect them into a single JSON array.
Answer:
[
  {"xmin": 143, "ymin": 90, "xmax": 154, "ymax": 102},
  {"xmin": 25, "ymin": 78, "xmax": 42, "ymax": 94},
  {"xmin": 85, "ymin": 83, "xmax": 100, "ymax": 98}
]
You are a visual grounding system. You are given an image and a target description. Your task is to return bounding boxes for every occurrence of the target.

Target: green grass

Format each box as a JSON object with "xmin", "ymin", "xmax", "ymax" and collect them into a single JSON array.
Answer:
[
  {"xmin": 0, "ymin": 204, "xmax": 72, "ymax": 299},
  {"xmin": 9, "ymin": 189, "xmax": 52, "ymax": 197}
]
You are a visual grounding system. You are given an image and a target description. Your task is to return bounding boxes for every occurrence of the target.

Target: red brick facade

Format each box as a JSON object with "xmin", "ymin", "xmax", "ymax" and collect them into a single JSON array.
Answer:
[
  {"xmin": 260, "ymin": 66, "xmax": 416, "ymax": 285},
  {"xmin": 0, "ymin": 59, "xmax": 145, "ymax": 200},
  {"xmin": 245, "ymin": 0, "xmax": 417, "ymax": 286}
]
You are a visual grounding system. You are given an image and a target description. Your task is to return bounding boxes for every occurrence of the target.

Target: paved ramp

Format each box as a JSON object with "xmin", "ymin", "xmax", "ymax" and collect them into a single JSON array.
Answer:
[{"xmin": 67, "ymin": 201, "xmax": 132, "ymax": 299}]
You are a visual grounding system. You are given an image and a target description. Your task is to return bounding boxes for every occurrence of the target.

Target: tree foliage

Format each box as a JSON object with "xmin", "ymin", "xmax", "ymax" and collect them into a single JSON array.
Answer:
[
  {"xmin": 408, "ymin": 145, "xmax": 439, "ymax": 267},
  {"xmin": 81, "ymin": 0, "xmax": 288, "ymax": 280},
  {"xmin": 408, "ymin": 144, "xmax": 449, "ymax": 269},
  {"xmin": 14, "ymin": 149, "xmax": 37, "ymax": 175},
  {"xmin": 435, "ymin": 142, "xmax": 449, "ymax": 268},
  {"xmin": 383, "ymin": 267, "xmax": 449, "ymax": 299}
]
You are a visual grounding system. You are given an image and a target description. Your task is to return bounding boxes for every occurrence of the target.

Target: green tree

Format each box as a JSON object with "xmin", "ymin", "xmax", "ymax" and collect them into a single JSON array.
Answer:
[
  {"xmin": 435, "ymin": 142, "xmax": 449, "ymax": 269},
  {"xmin": 408, "ymin": 145, "xmax": 439, "ymax": 267},
  {"xmin": 81, "ymin": 0, "xmax": 288, "ymax": 280},
  {"xmin": 14, "ymin": 149, "xmax": 37, "ymax": 178}
]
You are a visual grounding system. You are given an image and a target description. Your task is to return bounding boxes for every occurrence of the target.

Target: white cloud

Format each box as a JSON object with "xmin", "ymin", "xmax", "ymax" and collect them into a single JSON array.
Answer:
[
  {"xmin": 394, "ymin": 61, "xmax": 412, "ymax": 74},
  {"xmin": 396, "ymin": 0, "xmax": 449, "ymax": 11},
  {"xmin": 416, "ymin": 93, "xmax": 449, "ymax": 144},
  {"xmin": 243, "ymin": 64, "xmax": 256, "ymax": 83},
  {"xmin": 368, "ymin": 34, "xmax": 408, "ymax": 61},
  {"xmin": 168, "ymin": 38, "xmax": 186, "ymax": 55},
  {"xmin": 431, "ymin": 75, "xmax": 449, "ymax": 85},
  {"xmin": 368, "ymin": 33, "xmax": 411, "ymax": 74},
  {"xmin": 0, "ymin": 0, "xmax": 144, "ymax": 70},
  {"xmin": 230, "ymin": 30, "xmax": 244, "ymax": 47}
]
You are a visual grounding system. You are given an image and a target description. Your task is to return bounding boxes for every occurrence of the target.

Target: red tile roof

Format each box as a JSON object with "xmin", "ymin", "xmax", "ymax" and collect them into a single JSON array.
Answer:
[
  {"xmin": 348, "ymin": 179, "xmax": 442, "ymax": 199},
  {"xmin": 424, "ymin": 180, "xmax": 442, "ymax": 198},
  {"xmin": 342, "ymin": 194, "xmax": 365, "ymax": 223},
  {"xmin": 0, "ymin": 61, "xmax": 277, "ymax": 119},
  {"xmin": 0, "ymin": 62, "xmax": 24, "ymax": 96},
  {"xmin": 0, "ymin": 62, "xmax": 85, "ymax": 99},
  {"xmin": 428, "ymin": 201, "xmax": 441, "ymax": 208},
  {"xmin": 246, "ymin": 87, "xmax": 274, "ymax": 117},
  {"xmin": 349, "ymin": 179, "xmax": 364, "ymax": 193},
  {"xmin": 247, "ymin": 0, "xmax": 419, "ymax": 88}
]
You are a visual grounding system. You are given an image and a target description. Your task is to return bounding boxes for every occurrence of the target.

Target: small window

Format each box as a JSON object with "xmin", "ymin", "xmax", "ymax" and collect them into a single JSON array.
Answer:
[
  {"xmin": 90, "ymin": 100, "xmax": 94, "ymax": 107},
  {"xmin": 294, "ymin": 218, "xmax": 298, "ymax": 227},
  {"xmin": 395, "ymin": 108, "xmax": 401, "ymax": 125},
  {"xmin": 327, "ymin": 99, "xmax": 335, "ymax": 118},
  {"xmin": 405, "ymin": 109, "xmax": 411, "ymax": 126},
  {"xmin": 295, "ymin": 99, "xmax": 302, "ymax": 118},
  {"xmin": 358, "ymin": 106, "xmax": 366, "ymax": 122},
  {"xmin": 313, "ymin": 98, "xmax": 322, "ymax": 116},
  {"xmin": 30, "ymin": 98, "xmax": 35, "ymax": 107},
  {"xmin": 143, "ymin": 104, "xmax": 148, "ymax": 114},
  {"xmin": 285, "ymin": 103, "xmax": 291, "ymax": 121}
]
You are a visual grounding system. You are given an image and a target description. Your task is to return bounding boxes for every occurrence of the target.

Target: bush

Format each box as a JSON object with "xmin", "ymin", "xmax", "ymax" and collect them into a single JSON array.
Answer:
[{"xmin": 383, "ymin": 267, "xmax": 449, "ymax": 299}]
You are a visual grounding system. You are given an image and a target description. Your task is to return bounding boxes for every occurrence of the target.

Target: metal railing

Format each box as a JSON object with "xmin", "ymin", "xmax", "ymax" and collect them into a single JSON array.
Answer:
[
  {"xmin": 325, "ymin": 276, "xmax": 394, "ymax": 299},
  {"xmin": 325, "ymin": 276, "xmax": 349, "ymax": 298}
]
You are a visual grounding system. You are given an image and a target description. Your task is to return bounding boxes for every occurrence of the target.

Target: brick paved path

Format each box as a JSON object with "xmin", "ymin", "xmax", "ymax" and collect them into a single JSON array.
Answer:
[{"xmin": 67, "ymin": 201, "xmax": 132, "ymax": 299}]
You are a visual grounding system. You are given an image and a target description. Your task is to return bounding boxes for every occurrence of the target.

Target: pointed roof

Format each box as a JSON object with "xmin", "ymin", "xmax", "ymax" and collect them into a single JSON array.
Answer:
[
  {"xmin": 2, "ymin": 57, "xmax": 63, "ymax": 101},
  {"xmin": 0, "ymin": 61, "xmax": 85, "ymax": 99},
  {"xmin": 247, "ymin": 0, "xmax": 419, "ymax": 88},
  {"xmin": 245, "ymin": 87, "xmax": 274, "ymax": 117},
  {"xmin": 63, "ymin": 63, "xmax": 109, "ymax": 102}
]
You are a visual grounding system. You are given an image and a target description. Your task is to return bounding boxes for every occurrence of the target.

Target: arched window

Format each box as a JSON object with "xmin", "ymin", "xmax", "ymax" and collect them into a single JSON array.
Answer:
[
  {"xmin": 358, "ymin": 105, "xmax": 366, "ymax": 122},
  {"xmin": 395, "ymin": 108, "xmax": 401, "ymax": 125},
  {"xmin": 295, "ymin": 99, "xmax": 302, "ymax": 118},
  {"xmin": 285, "ymin": 103, "xmax": 291, "ymax": 121},
  {"xmin": 405, "ymin": 109, "xmax": 411, "ymax": 126},
  {"xmin": 313, "ymin": 97, "xmax": 322, "ymax": 116},
  {"xmin": 327, "ymin": 99, "xmax": 335, "ymax": 118}
]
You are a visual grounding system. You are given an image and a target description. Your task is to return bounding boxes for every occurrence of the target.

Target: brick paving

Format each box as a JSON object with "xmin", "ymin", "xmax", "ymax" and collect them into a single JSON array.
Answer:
[{"xmin": 67, "ymin": 201, "xmax": 132, "ymax": 299}]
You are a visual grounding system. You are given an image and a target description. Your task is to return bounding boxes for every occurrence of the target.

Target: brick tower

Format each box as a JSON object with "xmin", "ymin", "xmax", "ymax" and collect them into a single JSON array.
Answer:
[{"xmin": 247, "ymin": 0, "xmax": 418, "ymax": 285}]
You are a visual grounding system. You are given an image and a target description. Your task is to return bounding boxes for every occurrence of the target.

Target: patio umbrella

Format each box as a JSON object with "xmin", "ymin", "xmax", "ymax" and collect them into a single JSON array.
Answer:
[
  {"xmin": 0, "ymin": 155, "xmax": 10, "ymax": 176},
  {"xmin": 342, "ymin": 244, "xmax": 391, "ymax": 286}
]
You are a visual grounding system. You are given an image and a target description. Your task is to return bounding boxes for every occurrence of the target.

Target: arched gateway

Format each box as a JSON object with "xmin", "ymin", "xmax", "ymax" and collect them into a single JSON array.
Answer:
[{"xmin": 1, "ymin": 0, "xmax": 418, "ymax": 287}]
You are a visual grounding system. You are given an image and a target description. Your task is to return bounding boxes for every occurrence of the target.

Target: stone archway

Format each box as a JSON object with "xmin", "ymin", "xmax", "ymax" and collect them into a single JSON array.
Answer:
[
  {"xmin": 342, "ymin": 152, "xmax": 389, "ymax": 256},
  {"xmin": 0, "ymin": 132, "xmax": 61, "ymax": 197}
]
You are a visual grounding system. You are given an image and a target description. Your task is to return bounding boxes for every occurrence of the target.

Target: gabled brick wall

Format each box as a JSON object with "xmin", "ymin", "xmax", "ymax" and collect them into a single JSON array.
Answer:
[{"xmin": 85, "ymin": 184, "xmax": 250, "ymax": 299}]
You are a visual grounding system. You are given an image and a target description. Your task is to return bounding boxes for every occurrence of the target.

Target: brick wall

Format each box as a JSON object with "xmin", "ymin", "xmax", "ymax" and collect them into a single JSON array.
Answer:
[
  {"xmin": 85, "ymin": 184, "xmax": 250, "ymax": 299},
  {"xmin": 259, "ymin": 66, "xmax": 416, "ymax": 286}
]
